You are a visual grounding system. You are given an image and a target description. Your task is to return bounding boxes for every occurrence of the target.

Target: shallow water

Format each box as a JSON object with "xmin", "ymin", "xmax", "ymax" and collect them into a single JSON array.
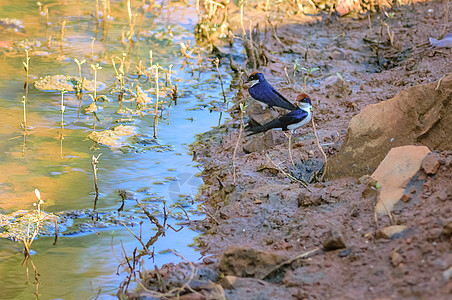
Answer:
[{"xmin": 0, "ymin": 0, "xmax": 231, "ymax": 298}]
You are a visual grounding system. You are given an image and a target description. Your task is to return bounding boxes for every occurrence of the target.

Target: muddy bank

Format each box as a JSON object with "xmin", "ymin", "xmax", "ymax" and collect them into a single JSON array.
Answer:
[{"xmin": 126, "ymin": 1, "xmax": 452, "ymax": 299}]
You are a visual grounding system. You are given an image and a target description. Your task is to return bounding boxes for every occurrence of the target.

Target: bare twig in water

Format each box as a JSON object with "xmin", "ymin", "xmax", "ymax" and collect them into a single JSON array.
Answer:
[
  {"xmin": 92, "ymin": 153, "xmax": 102, "ymax": 209},
  {"xmin": 120, "ymin": 222, "xmax": 150, "ymax": 252},
  {"xmin": 117, "ymin": 189, "xmax": 127, "ymax": 212},
  {"xmin": 135, "ymin": 199, "xmax": 163, "ymax": 230},
  {"xmin": 167, "ymin": 204, "xmax": 191, "ymax": 222},
  {"xmin": 213, "ymin": 58, "xmax": 228, "ymax": 107},
  {"xmin": 53, "ymin": 219, "xmax": 58, "ymax": 245}
]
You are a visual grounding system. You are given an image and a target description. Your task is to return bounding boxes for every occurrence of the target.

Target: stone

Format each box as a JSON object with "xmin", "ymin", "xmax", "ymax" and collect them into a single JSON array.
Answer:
[
  {"xmin": 246, "ymin": 101, "xmax": 279, "ymax": 127},
  {"xmin": 338, "ymin": 249, "xmax": 352, "ymax": 257},
  {"xmin": 444, "ymin": 266, "xmax": 452, "ymax": 281},
  {"xmin": 401, "ymin": 194, "xmax": 412, "ymax": 203},
  {"xmin": 443, "ymin": 221, "xmax": 452, "ymax": 236},
  {"xmin": 202, "ymin": 256, "xmax": 216, "ymax": 265},
  {"xmin": 371, "ymin": 146, "xmax": 431, "ymax": 215},
  {"xmin": 297, "ymin": 190, "xmax": 323, "ymax": 207},
  {"xmin": 243, "ymin": 131, "xmax": 278, "ymax": 154},
  {"xmin": 336, "ymin": 0, "xmax": 361, "ymax": 16},
  {"xmin": 219, "ymin": 275, "xmax": 270, "ymax": 290},
  {"xmin": 361, "ymin": 176, "xmax": 379, "ymax": 199},
  {"xmin": 219, "ymin": 246, "xmax": 287, "ymax": 278},
  {"xmin": 426, "ymin": 228, "xmax": 443, "ymax": 241},
  {"xmin": 220, "ymin": 275, "xmax": 239, "ymax": 289},
  {"xmin": 323, "ymin": 228, "xmax": 346, "ymax": 251},
  {"xmin": 421, "ymin": 154, "xmax": 440, "ymax": 175},
  {"xmin": 220, "ymin": 275, "xmax": 295, "ymax": 298},
  {"xmin": 390, "ymin": 250, "xmax": 404, "ymax": 267},
  {"xmin": 326, "ymin": 74, "xmax": 452, "ymax": 179},
  {"xmin": 377, "ymin": 225, "xmax": 410, "ymax": 239},
  {"xmin": 282, "ymin": 266, "xmax": 325, "ymax": 287},
  {"xmin": 329, "ymin": 49, "xmax": 346, "ymax": 60},
  {"xmin": 323, "ymin": 75, "xmax": 352, "ymax": 98}
]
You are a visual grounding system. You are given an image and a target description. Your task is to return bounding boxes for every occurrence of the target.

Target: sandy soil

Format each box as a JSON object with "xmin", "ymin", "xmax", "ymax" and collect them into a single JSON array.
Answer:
[{"xmin": 127, "ymin": 1, "xmax": 452, "ymax": 299}]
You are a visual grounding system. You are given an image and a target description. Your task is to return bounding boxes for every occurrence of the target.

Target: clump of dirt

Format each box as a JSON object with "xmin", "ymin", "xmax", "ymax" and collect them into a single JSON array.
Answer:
[
  {"xmin": 127, "ymin": 1, "xmax": 452, "ymax": 299},
  {"xmin": 34, "ymin": 74, "xmax": 102, "ymax": 93}
]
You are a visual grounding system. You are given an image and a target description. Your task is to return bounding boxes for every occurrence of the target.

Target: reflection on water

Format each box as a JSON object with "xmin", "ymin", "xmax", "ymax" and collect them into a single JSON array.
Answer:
[{"xmin": 0, "ymin": 0, "xmax": 231, "ymax": 298}]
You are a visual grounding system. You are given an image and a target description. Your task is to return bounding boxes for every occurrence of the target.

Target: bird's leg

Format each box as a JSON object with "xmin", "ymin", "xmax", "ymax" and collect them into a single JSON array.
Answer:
[{"xmin": 284, "ymin": 131, "xmax": 295, "ymax": 167}]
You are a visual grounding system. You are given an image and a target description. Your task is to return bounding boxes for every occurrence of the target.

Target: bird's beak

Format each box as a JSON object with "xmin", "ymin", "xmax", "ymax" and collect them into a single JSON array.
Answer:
[{"xmin": 246, "ymin": 79, "xmax": 259, "ymax": 87}]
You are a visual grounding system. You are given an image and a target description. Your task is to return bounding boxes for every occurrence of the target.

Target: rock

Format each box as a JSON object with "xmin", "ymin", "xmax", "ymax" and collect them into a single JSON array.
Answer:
[
  {"xmin": 323, "ymin": 75, "xmax": 352, "ymax": 98},
  {"xmin": 430, "ymin": 33, "xmax": 452, "ymax": 48},
  {"xmin": 246, "ymin": 101, "xmax": 279, "ymax": 126},
  {"xmin": 178, "ymin": 293, "xmax": 205, "ymax": 300},
  {"xmin": 338, "ymin": 249, "xmax": 352, "ymax": 257},
  {"xmin": 243, "ymin": 131, "xmax": 278, "ymax": 154},
  {"xmin": 323, "ymin": 228, "xmax": 346, "ymax": 251},
  {"xmin": 361, "ymin": 176, "xmax": 379, "ymax": 199},
  {"xmin": 444, "ymin": 266, "xmax": 452, "ymax": 281},
  {"xmin": 183, "ymin": 280, "xmax": 225, "ymax": 299},
  {"xmin": 421, "ymin": 154, "xmax": 440, "ymax": 175},
  {"xmin": 426, "ymin": 228, "xmax": 443, "ymax": 241},
  {"xmin": 220, "ymin": 275, "xmax": 239, "ymax": 289},
  {"xmin": 297, "ymin": 190, "xmax": 323, "ymax": 207},
  {"xmin": 390, "ymin": 250, "xmax": 404, "ymax": 267},
  {"xmin": 289, "ymin": 159, "xmax": 324, "ymax": 184},
  {"xmin": 336, "ymin": 0, "xmax": 361, "ymax": 16},
  {"xmin": 219, "ymin": 275, "xmax": 270, "ymax": 290},
  {"xmin": 282, "ymin": 266, "xmax": 325, "ymax": 287},
  {"xmin": 326, "ymin": 74, "xmax": 452, "ymax": 179},
  {"xmin": 220, "ymin": 275, "xmax": 295, "ymax": 298},
  {"xmin": 377, "ymin": 225, "xmax": 410, "ymax": 239},
  {"xmin": 443, "ymin": 220, "xmax": 452, "ymax": 236},
  {"xmin": 401, "ymin": 194, "xmax": 412, "ymax": 203},
  {"xmin": 219, "ymin": 246, "xmax": 287, "ymax": 278},
  {"xmin": 371, "ymin": 145, "xmax": 431, "ymax": 215},
  {"xmin": 329, "ymin": 49, "xmax": 345, "ymax": 60},
  {"xmin": 202, "ymin": 256, "xmax": 216, "ymax": 265}
]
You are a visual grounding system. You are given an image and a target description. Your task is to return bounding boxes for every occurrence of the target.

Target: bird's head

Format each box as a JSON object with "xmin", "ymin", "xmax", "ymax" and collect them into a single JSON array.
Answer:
[
  {"xmin": 247, "ymin": 72, "xmax": 265, "ymax": 87},
  {"xmin": 295, "ymin": 93, "xmax": 312, "ymax": 108}
]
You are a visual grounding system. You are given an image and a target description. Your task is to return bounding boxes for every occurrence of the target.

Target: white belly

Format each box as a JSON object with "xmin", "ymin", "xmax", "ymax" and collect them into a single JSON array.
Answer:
[{"xmin": 287, "ymin": 110, "xmax": 312, "ymax": 131}]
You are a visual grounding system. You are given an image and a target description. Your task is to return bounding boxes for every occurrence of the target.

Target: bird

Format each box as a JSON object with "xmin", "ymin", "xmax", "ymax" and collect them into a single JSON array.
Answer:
[
  {"xmin": 247, "ymin": 72, "xmax": 297, "ymax": 111},
  {"xmin": 247, "ymin": 93, "xmax": 312, "ymax": 136}
]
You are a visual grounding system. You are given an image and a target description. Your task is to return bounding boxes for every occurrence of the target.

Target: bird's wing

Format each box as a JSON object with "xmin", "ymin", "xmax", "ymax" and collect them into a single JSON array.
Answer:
[
  {"xmin": 249, "ymin": 81, "xmax": 297, "ymax": 110},
  {"xmin": 247, "ymin": 109, "xmax": 308, "ymax": 135},
  {"xmin": 269, "ymin": 86, "xmax": 297, "ymax": 110}
]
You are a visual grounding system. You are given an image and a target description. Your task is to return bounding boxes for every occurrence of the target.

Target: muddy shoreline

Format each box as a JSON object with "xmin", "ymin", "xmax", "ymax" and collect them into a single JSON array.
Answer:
[{"xmin": 127, "ymin": 1, "xmax": 452, "ymax": 299}]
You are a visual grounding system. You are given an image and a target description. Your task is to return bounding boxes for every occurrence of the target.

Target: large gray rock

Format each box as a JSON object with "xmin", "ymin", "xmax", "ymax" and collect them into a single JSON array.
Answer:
[{"xmin": 326, "ymin": 74, "xmax": 452, "ymax": 178}]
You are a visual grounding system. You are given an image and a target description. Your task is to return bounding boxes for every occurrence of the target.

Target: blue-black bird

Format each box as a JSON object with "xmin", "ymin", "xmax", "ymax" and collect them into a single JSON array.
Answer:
[
  {"xmin": 247, "ymin": 72, "xmax": 297, "ymax": 110},
  {"xmin": 247, "ymin": 93, "xmax": 312, "ymax": 136}
]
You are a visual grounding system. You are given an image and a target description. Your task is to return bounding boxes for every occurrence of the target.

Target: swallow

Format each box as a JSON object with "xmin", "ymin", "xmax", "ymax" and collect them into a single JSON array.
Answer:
[
  {"xmin": 247, "ymin": 72, "xmax": 297, "ymax": 111},
  {"xmin": 247, "ymin": 93, "xmax": 312, "ymax": 136}
]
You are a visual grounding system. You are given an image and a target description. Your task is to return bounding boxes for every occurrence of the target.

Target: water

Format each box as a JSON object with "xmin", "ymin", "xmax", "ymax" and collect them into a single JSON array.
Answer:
[{"xmin": 0, "ymin": 1, "xmax": 231, "ymax": 298}]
